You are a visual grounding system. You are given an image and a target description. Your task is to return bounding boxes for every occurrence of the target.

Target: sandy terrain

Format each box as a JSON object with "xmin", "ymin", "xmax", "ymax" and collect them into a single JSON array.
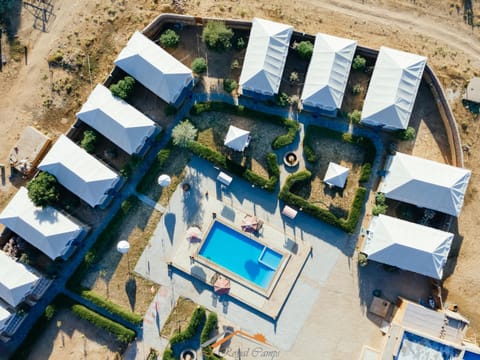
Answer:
[{"xmin": 1, "ymin": 0, "xmax": 480, "ymax": 352}]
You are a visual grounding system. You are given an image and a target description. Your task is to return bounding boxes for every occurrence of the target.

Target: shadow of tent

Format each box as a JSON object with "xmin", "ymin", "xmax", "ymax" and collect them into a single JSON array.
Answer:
[
  {"xmin": 221, "ymin": 205, "xmax": 236, "ymax": 222},
  {"xmin": 125, "ymin": 276, "xmax": 137, "ymax": 311}
]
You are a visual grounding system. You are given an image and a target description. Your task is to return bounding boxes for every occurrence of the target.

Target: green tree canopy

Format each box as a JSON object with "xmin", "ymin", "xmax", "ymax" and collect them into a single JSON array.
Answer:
[
  {"xmin": 81, "ymin": 130, "xmax": 98, "ymax": 153},
  {"xmin": 172, "ymin": 120, "xmax": 197, "ymax": 147},
  {"xmin": 109, "ymin": 76, "xmax": 135, "ymax": 100},
  {"xmin": 191, "ymin": 57, "xmax": 207, "ymax": 74},
  {"xmin": 159, "ymin": 29, "xmax": 180, "ymax": 48},
  {"xmin": 27, "ymin": 172, "xmax": 60, "ymax": 208},
  {"xmin": 296, "ymin": 41, "xmax": 314, "ymax": 60},
  {"xmin": 202, "ymin": 21, "xmax": 233, "ymax": 50}
]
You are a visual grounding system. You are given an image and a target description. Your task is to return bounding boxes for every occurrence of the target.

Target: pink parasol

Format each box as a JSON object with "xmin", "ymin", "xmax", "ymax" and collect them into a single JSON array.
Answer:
[
  {"xmin": 186, "ymin": 226, "xmax": 202, "ymax": 242},
  {"xmin": 214, "ymin": 276, "xmax": 231, "ymax": 295},
  {"xmin": 241, "ymin": 215, "xmax": 258, "ymax": 232}
]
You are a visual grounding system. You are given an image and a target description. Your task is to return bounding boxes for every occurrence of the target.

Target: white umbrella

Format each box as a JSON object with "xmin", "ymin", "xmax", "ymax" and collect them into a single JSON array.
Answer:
[
  {"xmin": 186, "ymin": 226, "xmax": 202, "ymax": 242},
  {"xmin": 157, "ymin": 174, "xmax": 171, "ymax": 187},
  {"xmin": 116, "ymin": 240, "xmax": 131, "ymax": 273}
]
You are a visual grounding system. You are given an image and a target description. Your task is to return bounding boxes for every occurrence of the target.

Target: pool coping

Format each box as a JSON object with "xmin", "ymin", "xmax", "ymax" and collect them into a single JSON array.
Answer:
[{"xmin": 194, "ymin": 218, "xmax": 291, "ymax": 298}]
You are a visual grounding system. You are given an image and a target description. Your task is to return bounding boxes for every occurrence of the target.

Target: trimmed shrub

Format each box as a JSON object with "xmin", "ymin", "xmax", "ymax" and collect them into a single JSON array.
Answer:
[
  {"xmin": 359, "ymin": 163, "xmax": 372, "ymax": 183},
  {"xmin": 352, "ymin": 83, "xmax": 363, "ymax": 95},
  {"xmin": 272, "ymin": 119, "xmax": 299, "ymax": 149},
  {"xmin": 200, "ymin": 312, "xmax": 218, "ymax": 344},
  {"xmin": 202, "ymin": 21, "xmax": 233, "ymax": 50},
  {"xmin": 352, "ymin": 55, "xmax": 366, "ymax": 71},
  {"xmin": 296, "ymin": 40, "xmax": 314, "ymax": 60},
  {"xmin": 172, "ymin": 120, "xmax": 198, "ymax": 147},
  {"xmin": 71, "ymin": 304, "xmax": 136, "ymax": 343},
  {"xmin": 44, "ymin": 304, "xmax": 56, "ymax": 320},
  {"xmin": 236, "ymin": 37, "xmax": 246, "ymax": 50},
  {"xmin": 223, "ymin": 78, "xmax": 238, "ymax": 93},
  {"xmin": 162, "ymin": 348, "xmax": 175, "ymax": 360},
  {"xmin": 81, "ymin": 130, "xmax": 97, "ymax": 153},
  {"xmin": 348, "ymin": 109, "xmax": 362, "ymax": 124},
  {"xmin": 191, "ymin": 57, "xmax": 207, "ymax": 74},
  {"xmin": 110, "ymin": 76, "xmax": 135, "ymax": 100},
  {"xmin": 159, "ymin": 29, "xmax": 179, "ymax": 48},
  {"xmin": 276, "ymin": 92, "xmax": 290, "ymax": 107},
  {"xmin": 397, "ymin": 126, "xmax": 416, "ymax": 141},
  {"xmin": 27, "ymin": 172, "xmax": 60, "ymax": 208},
  {"xmin": 170, "ymin": 306, "xmax": 206, "ymax": 345},
  {"xmin": 372, "ymin": 204, "xmax": 388, "ymax": 216}
]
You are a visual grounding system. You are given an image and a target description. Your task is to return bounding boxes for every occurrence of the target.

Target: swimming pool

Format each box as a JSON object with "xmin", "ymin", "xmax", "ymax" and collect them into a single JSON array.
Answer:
[
  {"xmin": 396, "ymin": 331, "xmax": 462, "ymax": 360},
  {"xmin": 198, "ymin": 221, "xmax": 283, "ymax": 290}
]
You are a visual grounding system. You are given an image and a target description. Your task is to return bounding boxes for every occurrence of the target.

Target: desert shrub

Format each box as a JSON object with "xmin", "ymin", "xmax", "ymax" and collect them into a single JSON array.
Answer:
[
  {"xmin": 71, "ymin": 304, "xmax": 136, "ymax": 343},
  {"xmin": 159, "ymin": 29, "xmax": 179, "ymax": 48},
  {"xmin": 276, "ymin": 92, "xmax": 290, "ymax": 107},
  {"xmin": 110, "ymin": 76, "xmax": 135, "ymax": 100},
  {"xmin": 27, "ymin": 172, "xmax": 60, "ymax": 208},
  {"xmin": 397, "ymin": 126, "xmax": 416, "ymax": 141},
  {"xmin": 223, "ymin": 78, "xmax": 238, "ymax": 93},
  {"xmin": 352, "ymin": 55, "xmax": 366, "ymax": 71},
  {"xmin": 352, "ymin": 83, "xmax": 363, "ymax": 95},
  {"xmin": 170, "ymin": 307, "xmax": 206, "ymax": 345},
  {"xmin": 296, "ymin": 40, "xmax": 314, "ymax": 60},
  {"xmin": 81, "ymin": 130, "xmax": 97, "ymax": 153},
  {"xmin": 348, "ymin": 109, "xmax": 362, "ymax": 124},
  {"xmin": 202, "ymin": 21, "xmax": 233, "ymax": 50},
  {"xmin": 358, "ymin": 252, "xmax": 368, "ymax": 267},
  {"xmin": 289, "ymin": 71, "xmax": 299, "ymax": 83},
  {"xmin": 191, "ymin": 57, "xmax": 207, "ymax": 74},
  {"xmin": 44, "ymin": 304, "xmax": 56, "ymax": 321},
  {"xmin": 231, "ymin": 59, "xmax": 240, "ymax": 70},
  {"xmin": 372, "ymin": 204, "xmax": 388, "ymax": 216},
  {"xmin": 236, "ymin": 37, "xmax": 246, "ymax": 50},
  {"xmin": 172, "ymin": 120, "xmax": 197, "ymax": 147}
]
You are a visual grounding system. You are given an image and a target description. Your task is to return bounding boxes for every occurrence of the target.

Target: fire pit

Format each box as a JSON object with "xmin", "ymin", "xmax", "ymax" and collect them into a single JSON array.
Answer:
[
  {"xmin": 283, "ymin": 151, "xmax": 299, "ymax": 167},
  {"xmin": 180, "ymin": 349, "xmax": 197, "ymax": 360},
  {"xmin": 182, "ymin": 183, "xmax": 191, "ymax": 191}
]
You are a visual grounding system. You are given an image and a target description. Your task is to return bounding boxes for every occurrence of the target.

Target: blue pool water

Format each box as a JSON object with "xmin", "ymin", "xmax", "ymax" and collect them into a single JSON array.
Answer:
[
  {"xmin": 464, "ymin": 352, "xmax": 480, "ymax": 360},
  {"xmin": 199, "ymin": 221, "xmax": 283, "ymax": 289},
  {"xmin": 396, "ymin": 331, "xmax": 462, "ymax": 360}
]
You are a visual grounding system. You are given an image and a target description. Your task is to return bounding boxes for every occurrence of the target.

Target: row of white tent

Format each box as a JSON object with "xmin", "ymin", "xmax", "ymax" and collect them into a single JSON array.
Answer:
[
  {"xmin": 362, "ymin": 152, "xmax": 471, "ymax": 279},
  {"xmin": 239, "ymin": 18, "xmax": 426, "ymax": 129}
]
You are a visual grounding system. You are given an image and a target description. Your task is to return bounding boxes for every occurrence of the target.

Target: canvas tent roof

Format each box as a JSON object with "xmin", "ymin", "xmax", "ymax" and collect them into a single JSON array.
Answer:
[
  {"xmin": 381, "ymin": 152, "xmax": 471, "ymax": 216},
  {"xmin": 0, "ymin": 251, "xmax": 39, "ymax": 307},
  {"xmin": 301, "ymin": 33, "xmax": 357, "ymax": 110},
  {"xmin": 324, "ymin": 162, "xmax": 349, "ymax": 188},
  {"xmin": 38, "ymin": 135, "xmax": 120, "ymax": 208},
  {"xmin": 77, "ymin": 84, "xmax": 157, "ymax": 155},
  {"xmin": 0, "ymin": 187, "xmax": 84, "ymax": 259},
  {"xmin": 361, "ymin": 46, "xmax": 426, "ymax": 130},
  {"xmin": 239, "ymin": 18, "xmax": 293, "ymax": 96},
  {"xmin": 363, "ymin": 214, "xmax": 453, "ymax": 279},
  {"xmin": 224, "ymin": 125, "xmax": 250, "ymax": 151},
  {"xmin": 114, "ymin": 31, "xmax": 193, "ymax": 104}
]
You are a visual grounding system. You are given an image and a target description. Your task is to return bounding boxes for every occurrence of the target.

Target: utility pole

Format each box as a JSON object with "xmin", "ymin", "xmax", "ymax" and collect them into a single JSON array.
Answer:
[{"xmin": 0, "ymin": 29, "xmax": 3, "ymax": 72}]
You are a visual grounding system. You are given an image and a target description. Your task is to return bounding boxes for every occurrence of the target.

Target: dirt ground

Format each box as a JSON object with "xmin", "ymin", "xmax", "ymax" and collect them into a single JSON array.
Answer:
[
  {"xmin": 27, "ymin": 308, "xmax": 122, "ymax": 360},
  {"xmin": 2, "ymin": 0, "xmax": 480, "ymax": 350}
]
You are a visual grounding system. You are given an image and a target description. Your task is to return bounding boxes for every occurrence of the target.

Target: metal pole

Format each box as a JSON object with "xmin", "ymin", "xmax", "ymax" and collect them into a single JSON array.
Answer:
[{"xmin": 0, "ymin": 30, "xmax": 3, "ymax": 72}]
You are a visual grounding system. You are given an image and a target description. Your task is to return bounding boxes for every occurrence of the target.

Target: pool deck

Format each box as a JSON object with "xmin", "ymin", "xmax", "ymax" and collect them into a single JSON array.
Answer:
[{"xmin": 171, "ymin": 215, "xmax": 311, "ymax": 319}]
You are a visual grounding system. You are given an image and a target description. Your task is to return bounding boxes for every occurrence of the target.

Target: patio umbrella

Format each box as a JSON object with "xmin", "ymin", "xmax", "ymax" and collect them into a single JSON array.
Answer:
[
  {"xmin": 214, "ymin": 276, "xmax": 231, "ymax": 295},
  {"xmin": 241, "ymin": 215, "xmax": 258, "ymax": 232},
  {"xmin": 116, "ymin": 240, "xmax": 130, "ymax": 254},
  {"xmin": 186, "ymin": 226, "xmax": 202, "ymax": 242},
  {"xmin": 157, "ymin": 174, "xmax": 171, "ymax": 187}
]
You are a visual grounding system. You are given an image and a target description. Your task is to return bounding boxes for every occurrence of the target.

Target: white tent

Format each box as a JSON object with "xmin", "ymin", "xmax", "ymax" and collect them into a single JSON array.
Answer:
[
  {"xmin": 301, "ymin": 33, "xmax": 357, "ymax": 112},
  {"xmin": 381, "ymin": 152, "xmax": 471, "ymax": 216},
  {"xmin": 361, "ymin": 46, "xmax": 427, "ymax": 130},
  {"xmin": 363, "ymin": 214, "xmax": 453, "ymax": 279},
  {"xmin": 239, "ymin": 18, "xmax": 293, "ymax": 96},
  {"xmin": 0, "ymin": 251, "xmax": 40, "ymax": 307},
  {"xmin": 114, "ymin": 31, "xmax": 193, "ymax": 104},
  {"xmin": 38, "ymin": 135, "xmax": 120, "ymax": 208},
  {"xmin": 76, "ymin": 84, "xmax": 157, "ymax": 155},
  {"xmin": 324, "ymin": 162, "xmax": 349, "ymax": 188},
  {"xmin": 224, "ymin": 125, "xmax": 250, "ymax": 151},
  {"xmin": 0, "ymin": 305, "xmax": 12, "ymax": 332},
  {"xmin": 0, "ymin": 187, "xmax": 85, "ymax": 260}
]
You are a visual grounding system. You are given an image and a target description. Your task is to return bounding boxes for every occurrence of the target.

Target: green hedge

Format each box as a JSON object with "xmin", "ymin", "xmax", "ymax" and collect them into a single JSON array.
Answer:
[
  {"xmin": 279, "ymin": 171, "xmax": 367, "ymax": 233},
  {"xmin": 359, "ymin": 163, "xmax": 372, "ymax": 183},
  {"xmin": 189, "ymin": 101, "xmax": 299, "ymax": 150},
  {"xmin": 79, "ymin": 290, "xmax": 143, "ymax": 325},
  {"xmin": 170, "ymin": 306, "xmax": 206, "ymax": 345},
  {"xmin": 71, "ymin": 304, "xmax": 136, "ymax": 343},
  {"xmin": 200, "ymin": 312, "xmax": 218, "ymax": 344},
  {"xmin": 137, "ymin": 146, "xmax": 172, "ymax": 194},
  {"xmin": 162, "ymin": 348, "xmax": 175, "ymax": 360},
  {"xmin": 188, "ymin": 141, "xmax": 279, "ymax": 192}
]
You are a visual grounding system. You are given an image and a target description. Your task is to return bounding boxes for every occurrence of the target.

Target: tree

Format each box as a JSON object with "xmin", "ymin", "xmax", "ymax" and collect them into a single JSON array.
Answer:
[
  {"xmin": 223, "ymin": 78, "xmax": 237, "ymax": 93},
  {"xmin": 109, "ymin": 76, "xmax": 135, "ymax": 100},
  {"xmin": 397, "ymin": 126, "xmax": 416, "ymax": 141},
  {"xmin": 348, "ymin": 109, "xmax": 362, "ymax": 124},
  {"xmin": 81, "ymin": 130, "xmax": 97, "ymax": 153},
  {"xmin": 172, "ymin": 120, "xmax": 197, "ymax": 147},
  {"xmin": 27, "ymin": 172, "xmax": 60, "ymax": 208},
  {"xmin": 159, "ymin": 29, "xmax": 180, "ymax": 48},
  {"xmin": 296, "ymin": 41, "xmax": 313, "ymax": 60},
  {"xmin": 191, "ymin": 57, "xmax": 207, "ymax": 74},
  {"xmin": 352, "ymin": 55, "xmax": 366, "ymax": 71},
  {"xmin": 202, "ymin": 21, "xmax": 233, "ymax": 50}
]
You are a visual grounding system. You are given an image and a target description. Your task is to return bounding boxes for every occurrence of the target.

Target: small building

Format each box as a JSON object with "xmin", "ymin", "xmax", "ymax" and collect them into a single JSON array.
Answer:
[
  {"xmin": 76, "ymin": 84, "xmax": 159, "ymax": 156},
  {"xmin": 301, "ymin": 33, "xmax": 357, "ymax": 117},
  {"xmin": 380, "ymin": 152, "xmax": 471, "ymax": 216},
  {"xmin": 361, "ymin": 46, "xmax": 427, "ymax": 130},
  {"xmin": 0, "ymin": 187, "xmax": 87, "ymax": 260},
  {"xmin": 114, "ymin": 31, "xmax": 194, "ymax": 106},
  {"xmin": 224, "ymin": 125, "xmax": 251, "ymax": 152},
  {"xmin": 8, "ymin": 127, "xmax": 52, "ymax": 176},
  {"xmin": 239, "ymin": 18, "xmax": 293, "ymax": 99},
  {"xmin": 38, "ymin": 135, "xmax": 121, "ymax": 208},
  {"xmin": 362, "ymin": 214, "xmax": 454, "ymax": 279},
  {"xmin": 462, "ymin": 77, "xmax": 480, "ymax": 113},
  {"xmin": 323, "ymin": 162, "xmax": 349, "ymax": 188}
]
